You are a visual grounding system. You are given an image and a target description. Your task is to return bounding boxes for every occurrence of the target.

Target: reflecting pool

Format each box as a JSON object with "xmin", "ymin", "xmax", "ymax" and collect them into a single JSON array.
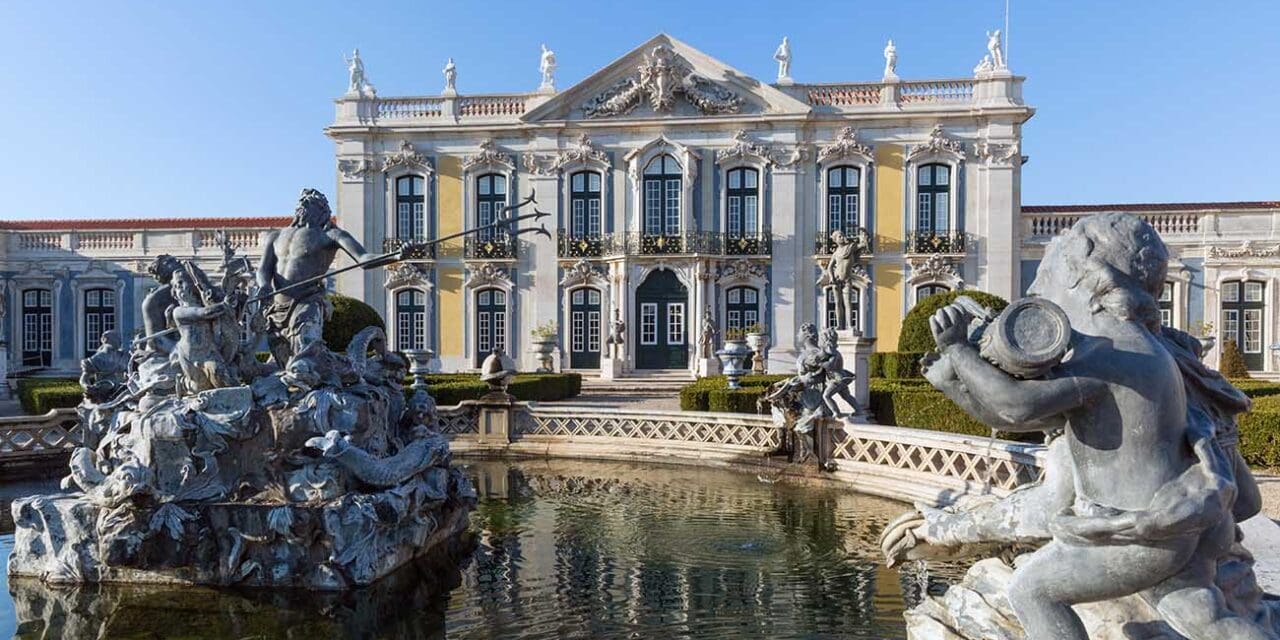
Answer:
[{"xmin": 2, "ymin": 459, "xmax": 956, "ymax": 639}]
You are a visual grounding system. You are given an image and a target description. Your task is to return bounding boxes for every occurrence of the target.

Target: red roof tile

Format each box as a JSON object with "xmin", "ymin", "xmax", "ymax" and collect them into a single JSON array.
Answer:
[
  {"xmin": 1023, "ymin": 201, "xmax": 1280, "ymax": 214},
  {"xmin": 0, "ymin": 216, "xmax": 292, "ymax": 231}
]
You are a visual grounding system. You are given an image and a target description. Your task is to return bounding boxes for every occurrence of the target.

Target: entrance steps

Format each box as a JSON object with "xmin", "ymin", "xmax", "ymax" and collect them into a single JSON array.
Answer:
[{"xmin": 578, "ymin": 370, "xmax": 694, "ymax": 396}]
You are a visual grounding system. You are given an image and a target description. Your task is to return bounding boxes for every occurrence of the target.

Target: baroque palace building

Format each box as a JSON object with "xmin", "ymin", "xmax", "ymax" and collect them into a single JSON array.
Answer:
[{"xmin": 0, "ymin": 35, "xmax": 1276, "ymax": 377}]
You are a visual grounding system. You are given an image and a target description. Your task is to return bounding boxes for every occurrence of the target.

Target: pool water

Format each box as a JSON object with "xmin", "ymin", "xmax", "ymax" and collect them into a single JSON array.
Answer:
[{"xmin": 2, "ymin": 459, "xmax": 955, "ymax": 639}]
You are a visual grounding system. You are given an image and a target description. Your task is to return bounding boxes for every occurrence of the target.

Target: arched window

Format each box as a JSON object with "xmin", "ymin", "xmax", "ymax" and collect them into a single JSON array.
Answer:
[
  {"xmin": 83, "ymin": 288, "xmax": 116, "ymax": 357},
  {"xmin": 915, "ymin": 284, "xmax": 950, "ymax": 305},
  {"xmin": 395, "ymin": 289, "xmax": 427, "ymax": 351},
  {"xmin": 1222, "ymin": 280, "xmax": 1265, "ymax": 370},
  {"xmin": 396, "ymin": 176, "xmax": 426, "ymax": 241},
  {"xmin": 21, "ymin": 288, "xmax": 53, "ymax": 367},
  {"xmin": 1158, "ymin": 282, "xmax": 1174, "ymax": 327},
  {"xmin": 726, "ymin": 168, "xmax": 759, "ymax": 239},
  {"xmin": 827, "ymin": 166, "xmax": 861, "ymax": 236},
  {"xmin": 825, "ymin": 287, "xmax": 860, "ymax": 332},
  {"xmin": 916, "ymin": 164, "xmax": 951, "ymax": 233},
  {"xmin": 475, "ymin": 288, "xmax": 507, "ymax": 367},
  {"xmin": 643, "ymin": 155, "xmax": 681, "ymax": 236},
  {"xmin": 476, "ymin": 174, "xmax": 507, "ymax": 243},
  {"xmin": 569, "ymin": 287, "xmax": 602, "ymax": 369},
  {"xmin": 570, "ymin": 171, "xmax": 602, "ymax": 238},
  {"xmin": 725, "ymin": 286, "xmax": 760, "ymax": 333}
]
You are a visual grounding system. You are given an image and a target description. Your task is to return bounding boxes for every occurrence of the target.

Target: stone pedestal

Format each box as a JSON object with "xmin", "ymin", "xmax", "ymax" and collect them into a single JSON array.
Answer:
[
  {"xmin": 0, "ymin": 343, "xmax": 9, "ymax": 399},
  {"xmin": 476, "ymin": 398, "xmax": 515, "ymax": 444},
  {"xmin": 837, "ymin": 331, "xmax": 876, "ymax": 414},
  {"xmin": 600, "ymin": 356, "xmax": 623, "ymax": 380},
  {"xmin": 696, "ymin": 357, "xmax": 720, "ymax": 378}
]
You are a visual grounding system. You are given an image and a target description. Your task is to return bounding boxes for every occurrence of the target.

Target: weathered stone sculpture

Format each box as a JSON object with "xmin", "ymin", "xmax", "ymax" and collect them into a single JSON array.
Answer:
[
  {"xmin": 607, "ymin": 309, "xmax": 625, "ymax": 359},
  {"xmin": 820, "ymin": 229, "xmax": 863, "ymax": 331},
  {"xmin": 700, "ymin": 305, "xmax": 719, "ymax": 359},
  {"xmin": 773, "ymin": 36, "xmax": 792, "ymax": 82},
  {"xmin": 479, "ymin": 346, "xmax": 516, "ymax": 400},
  {"xmin": 883, "ymin": 39, "xmax": 898, "ymax": 80},
  {"xmin": 8, "ymin": 188, "xmax": 482, "ymax": 592},
  {"xmin": 539, "ymin": 44, "xmax": 556, "ymax": 92},
  {"xmin": 880, "ymin": 213, "xmax": 1280, "ymax": 639},
  {"xmin": 764, "ymin": 323, "xmax": 860, "ymax": 468}
]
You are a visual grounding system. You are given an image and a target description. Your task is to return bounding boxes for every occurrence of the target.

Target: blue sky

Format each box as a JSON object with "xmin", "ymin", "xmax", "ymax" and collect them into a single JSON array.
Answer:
[{"xmin": 0, "ymin": 0, "xmax": 1276, "ymax": 220}]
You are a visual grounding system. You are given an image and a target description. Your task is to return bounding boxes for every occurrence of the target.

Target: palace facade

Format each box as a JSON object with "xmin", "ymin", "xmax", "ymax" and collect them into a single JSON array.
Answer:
[{"xmin": 1, "ymin": 35, "xmax": 1276, "ymax": 378}]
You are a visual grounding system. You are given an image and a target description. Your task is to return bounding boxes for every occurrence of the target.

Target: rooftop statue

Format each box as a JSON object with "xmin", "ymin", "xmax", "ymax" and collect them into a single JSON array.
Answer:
[
  {"xmin": 539, "ymin": 44, "xmax": 556, "ymax": 91},
  {"xmin": 880, "ymin": 213, "xmax": 1279, "ymax": 639},
  {"xmin": 773, "ymin": 36, "xmax": 791, "ymax": 82},
  {"xmin": 986, "ymin": 29, "xmax": 1006, "ymax": 69},
  {"xmin": 883, "ymin": 39, "xmax": 898, "ymax": 79},
  {"xmin": 344, "ymin": 48, "xmax": 374, "ymax": 97},
  {"xmin": 8, "ymin": 188, "xmax": 549, "ymax": 591},
  {"xmin": 443, "ymin": 57, "xmax": 457, "ymax": 95}
]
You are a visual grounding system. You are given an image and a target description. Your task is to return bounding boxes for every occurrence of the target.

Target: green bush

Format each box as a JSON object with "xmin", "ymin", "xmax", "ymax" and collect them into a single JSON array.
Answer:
[
  {"xmin": 707, "ymin": 388, "xmax": 768, "ymax": 413},
  {"xmin": 875, "ymin": 351, "xmax": 926, "ymax": 379},
  {"xmin": 678, "ymin": 375, "xmax": 789, "ymax": 412},
  {"xmin": 417, "ymin": 373, "xmax": 582, "ymax": 405},
  {"xmin": 323, "ymin": 294, "xmax": 385, "ymax": 352},
  {"xmin": 897, "ymin": 290, "xmax": 1009, "ymax": 352},
  {"xmin": 17, "ymin": 378, "xmax": 82, "ymax": 414},
  {"xmin": 1219, "ymin": 339, "xmax": 1251, "ymax": 379},
  {"xmin": 869, "ymin": 379, "xmax": 1039, "ymax": 443},
  {"xmin": 1239, "ymin": 410, "xmax": 1280, "ymax": 468},
  {"xmin": 1236, "ymin": 380, "xmax": 1280, "ymax": 399}
]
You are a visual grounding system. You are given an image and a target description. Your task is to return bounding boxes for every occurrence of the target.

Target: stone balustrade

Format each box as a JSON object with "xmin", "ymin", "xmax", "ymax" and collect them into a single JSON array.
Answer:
[
  {"xmin": 457, "ymin": 95, "xmax": 528, "ymax": 118},
  {"xmin": 0, "ymin": 408, "xmax": 80, "ymax": 477},
  {"xmin": 6, "ymin": 226, "xmax": 277, "ymax": 258},
  {"xmin": 1024, "ymin": 211, "xmax": 1203, "ymax": 239},
  {"xmin": 899, "ymin": 80, "xmax": 975, "ymax": 104},
  {"xmin": 375, "ymin": 96, "xmax": 446, "ymax": 120},
  {"xmin": 14, "ymin": 233, "xmax": 63, "ymax": 251}
]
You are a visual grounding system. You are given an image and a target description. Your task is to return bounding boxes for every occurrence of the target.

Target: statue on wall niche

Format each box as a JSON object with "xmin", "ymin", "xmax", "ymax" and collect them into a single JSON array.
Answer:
[{"xmin": 879, "ymin": 213, "xmax": 1279, "ymax": 639}]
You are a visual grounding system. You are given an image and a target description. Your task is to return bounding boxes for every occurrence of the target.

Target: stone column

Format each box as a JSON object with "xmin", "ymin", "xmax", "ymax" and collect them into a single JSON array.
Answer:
[
  {"xmin": 334, "ymin": 138, "xmax": 379, "ymax": 312},
  {"xmin": 525, "ymin": 172, "xmax": 560, "ymax": 372},
  {"xmin": 475, "ymin": 398, "xmax": 515, "ymax": 444},
  {"xmin": 770, "ymin": 162, "xmax": 804, "ymax": 373}
]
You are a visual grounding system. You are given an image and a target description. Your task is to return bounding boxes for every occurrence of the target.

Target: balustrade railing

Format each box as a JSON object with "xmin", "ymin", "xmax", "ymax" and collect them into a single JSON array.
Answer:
[
  {"xmin": 78, "ymin": 232, "xmax": 134, "ymax": 251},
  {"xmin": 382, "ymin": 237, "xmax": 438, "ymax": 259},
  {"xmin": 906, "ymin": 230, "xmax": 967, "ymax": 254},
  {"xmin": 198, "ymin": 229, "xmax": 260, "ymax": 250},
  {"xmin": 15, "ymin": 233, "xmax": 62, "ymax": 251},
  {"xmin": 900, "ymin": 80, "xmax": 975, "ymax": 104},
  {"xmin": 0, "ymin": 409, "xmax": 81, "ymax": 461},
  {"xmin": 814, "ymin": 227, "xmax": 873, "ymax": 256},
  {"xmin": 376, "ymin": 97, "xmax": 445, "ymax": 120},
  {"xmin": 625, "ymin": 232, "xmax": 720, "ymax": 256},
  {"xmin": 1024, "ymin": 212, "xmax": 1203, "ymax": 239},
  {"xmin": 457, "ymin": 95, "xmax": 527, "ymax": 118},
  {"xmin": 805, "ymin": 83, "xmax": 881, "ymax": 107},
  {"xmin": 464, "ymin": 234, "xmax": 519, "ymax": 260},
  {"xmin": 557, "ymin": 232, "xmax": 606, "ymax": 258},
  {"xmin": 722, "ymin": 231, "xmax": 772, "ymax": 256}
]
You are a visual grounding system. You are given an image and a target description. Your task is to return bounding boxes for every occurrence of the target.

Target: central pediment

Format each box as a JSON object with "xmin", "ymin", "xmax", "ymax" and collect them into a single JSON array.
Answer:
[{"xmin": 523, "ymin": 34, "xmax": 809, "ymax": 123}]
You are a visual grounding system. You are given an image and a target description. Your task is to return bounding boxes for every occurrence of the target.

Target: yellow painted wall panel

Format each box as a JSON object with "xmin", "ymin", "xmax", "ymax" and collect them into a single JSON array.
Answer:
[
  {"xmin": 437, "ymin": 267, "xmax": 463, "ymax": 358},
  {"xmin": 874, "ymin": 264, "xmax": 902, "ymax": 351},
  {"xmin": 437, "ymin": 156, "xmax": 463, "ymax": 258}
]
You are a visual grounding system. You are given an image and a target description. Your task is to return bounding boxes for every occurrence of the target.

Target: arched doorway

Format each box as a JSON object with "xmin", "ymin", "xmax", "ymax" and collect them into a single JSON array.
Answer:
[
  {"xmin": 635, "ymin": 269, "xmax": 688, "ymax": 370},
  {"xmin": 569, "ymin": 286, "xmax": 602, "ymax": 369}
]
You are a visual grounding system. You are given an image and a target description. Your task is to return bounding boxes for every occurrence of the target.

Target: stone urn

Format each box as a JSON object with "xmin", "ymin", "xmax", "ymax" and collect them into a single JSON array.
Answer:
[
  {"xmin": 402, "ymin": 348, "xmax": 435, "ymax": 391},
  {"xmin": 745, "ymin": 331, "xmax": 769, "ymax": 374},
  {"xmin": 1197, "ymin": 334, "xmax": 1216, "ymax": 356},
  {"xmin": 530, "ymin": 340, "xmax": 556, "ymax": 373},
  {"xmin": 716, "ymin": 338, "xmax": 753, "ymax": 389}
]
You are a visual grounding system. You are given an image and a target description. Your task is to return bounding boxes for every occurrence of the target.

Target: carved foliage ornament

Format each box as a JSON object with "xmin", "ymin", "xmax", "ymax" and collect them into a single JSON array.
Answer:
[
  {"xmin": 466, "ymin": 262, "xmax": 511, "ymax": 288},
  {"xmin": 385, "ymin": 262, "xmax": 432, "ymax": 289},
  {"xmin": 462, "ymin": 139, "xmax": 514, "ymax": 172},
  {"xmin": 382, "ymin": 140, "xmax": 431, "ymax": 172},
  {"xmin": 907, "ymin": 124, "xmax": 966, "ymax": 162},
  {"xmin": 715, "ymin": 259, "xmax": 769, "ymax": 285},
  {"xmin": 523, "ymin": 135, "xmax": 612, "ymax": 176},
  {"xmin": 910, "ymin": 253, "xmax": 961, "ymax": 284},
  {"xmin": 974, "ymin": 137, "xmax": 1020, "ymax": 166},
  {"xmin": 338, "ymin": 158, "xmax": 375, "ymax": 182},
  {"xmin": 716, "ymin": 130, "xmax": 773, "ymax": 165},
  {"xmin": 1208, "ymin": 241, "xmax": 1280, "ymax": 259},
  {"xmin": 817, "ymin": 127, "xmax": 874, "ymax": 165},
  {"xmin": 582, "ymin": 45, "xmax": 743, "ymax": 118},
  {"xmin": 559, "ymin": 259, "xmax": 605, "ymax": 288}
]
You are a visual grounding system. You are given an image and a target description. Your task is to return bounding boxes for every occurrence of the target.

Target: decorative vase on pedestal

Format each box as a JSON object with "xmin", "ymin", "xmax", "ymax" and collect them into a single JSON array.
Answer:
[
  {"xmin": 531, "ymin": 339, "xmax": 557, "ymax": 373},
  {"xmin": 745, "ymin": 332, "xmax": 769, "ymax": 374},
  {"xmin": 402, "ymin": 349, "xmax": 435, "ymax": 390},
  {"xmin": 1197, "ymin": 334, "xmax": 1216, "ymax": 357},
  {"xmin": 715, "ymin": 339, "xmax": 753, "ymax": 389}
]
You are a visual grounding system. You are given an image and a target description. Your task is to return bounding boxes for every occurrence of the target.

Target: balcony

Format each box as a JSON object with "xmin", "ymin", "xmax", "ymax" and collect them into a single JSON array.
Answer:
[
  {"xmin": 464, "ymin": 234, "xmax": 518, "ymax": 260},
  {"xmin": 626, "ymin": 232, "xmax": 719, "ymax": 256},
  {"xmin": 557, "ymin": 232, "xmax": 606, "ymax": 258},
  {"xmin": 906, "ymin": 230, "xmax": 967, "ymax": 255},
  {"xmin": 814, "ymin": 227, "xmax": 873, "ymax": 256},
  {"xmin": 381, "ymin": 237, "xmax": 437, "ymax": 260},
  {"xmin": 722, "ymin": 231, "xmax": 772, "ymax": 256}
]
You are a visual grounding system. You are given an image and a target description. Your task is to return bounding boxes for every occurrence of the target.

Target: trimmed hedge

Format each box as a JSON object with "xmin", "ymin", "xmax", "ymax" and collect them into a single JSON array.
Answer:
[
  {"xmin": 679, "ymin": 375, "xmax": 790, "ymax": 412},
  {"xmin": 869, "ymin": 351, "xmax": 927, "ymax": 379},
  {"xmin": 420, "ymin": 373, "xmax": 582, "ymax": 405},
  {"xmin": 17, "ymin": 378, "xmax": 83, "ymax": 415},
  {"xmin": 897, "ymin": 290, "xmax": 1009, "ymax": 352},
  {"xmin": 323, "ymin": 294, "xmax": 385, "ymax": 352},
  {"xmin": 868, "ymin": 378, "xmax": 1030, "ymax": 440}
]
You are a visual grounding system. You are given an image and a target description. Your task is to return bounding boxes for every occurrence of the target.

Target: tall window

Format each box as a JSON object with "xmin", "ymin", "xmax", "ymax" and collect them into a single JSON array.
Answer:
[
  {"xmin": 476, "ymin": 174, "xmax": 507, "ymax": 242},
  {"xmin": 396, "ymin": 289, "xmax": 427, "ymax": 351},
  {"xmin": 827, "ymin": 166, "xmax": 861, "ymax": 235},
  {"xmin": 915, "ymin": 284, "xmax": 950, "ymax": 305},
  {"xmin": 643, "ymin": 155, "xmax": 681, "ymax": 236},
  {"xmin": 396, "ymin": 176, "xmax": 426, "ymax": 240},
  {"xmin": 570, "ymin": 171, "xmax": 602, "ymax": 237},
  {"xmin": 825, "ymin": 287, "xmax": 860, "ymax": 332},
  {"xmin": 916, "ymin": 164, "xmax": 951, "ymax": 233},
  {"xmin": 83, "ymin": 288, "xmax": 116, "ymax": 357},
  {"xmin": 1222, "ymin": 280, "xmax": 1265, "ymax": 370},
  {"xmin": 22, "ymin": 288, "xmax": 53, "ymax": 367},
  {"xmin": 1158, "ymin": 282, "xmax": 1174, "ymax": 327},
  {"xmin": 726, "ymin": 168, "xmax": 759, "ymax": 238},
  {"xmin": 476, "ymin": 288, "xmax": 507, "ymax": 365},
  {"xmin": 725, "ymin": 286, "xmax": 760, "ymax": 332}
]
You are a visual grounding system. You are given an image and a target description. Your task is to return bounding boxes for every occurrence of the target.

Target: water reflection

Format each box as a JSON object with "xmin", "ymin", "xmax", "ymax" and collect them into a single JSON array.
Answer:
[{"xmin": 3, "ymin": 458, "xmax": 961, "ymax": 639}]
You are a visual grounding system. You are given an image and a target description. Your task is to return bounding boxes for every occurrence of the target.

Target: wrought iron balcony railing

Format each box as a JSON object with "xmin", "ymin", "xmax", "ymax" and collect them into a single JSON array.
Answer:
[
  {"xmin": 626, "ymin": 232, "xmax": 720, "ymax": 256},
  {"xmin": 382, "ymin": 237, "xmax": 437, "ymax": 260},
  {"xmin": 906, "ymin": 230, "xmax": 967, "ymax": 255},
  {"xmin": 557, "ymin": 232, "xmax": 606, "ymax": 258},
  {"xmin": 463, "ymin": 234, "xmax": 518, "ymax": 260},
  {"xmin": 814, "ymin": 227, "xmax": 873, "ymax": 256},
  {"xmin": 722, "ymin": 231, "xmax": 772, "ymax": 256}
]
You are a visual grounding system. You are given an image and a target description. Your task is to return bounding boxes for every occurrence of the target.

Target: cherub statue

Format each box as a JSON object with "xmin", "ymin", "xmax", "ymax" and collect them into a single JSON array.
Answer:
[
  {"xmin": 818, "ymin": 327, "xmax": 857, "ymax": 417},
  {"xmin": 170, "ymin": 266, "xmax": 238, "ymax": 395},
  {"xmin": 80, "ymin": 330, "xmax": 128, "ymax": 404},
  {"xmin": 881, "ymin": 213, "xmax": 1276, "ymax": 639}
]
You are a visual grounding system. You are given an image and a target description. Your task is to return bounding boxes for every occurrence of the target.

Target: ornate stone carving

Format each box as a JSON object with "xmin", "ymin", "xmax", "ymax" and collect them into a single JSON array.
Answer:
[
  {"xmin": 344, "ymin": 48, "xmax": 375, "ymax": 97},
  {"xmin": 385, "ymin": 262, "xmax": 431, "ymax": 289},
  {"xmin": 715, "ymin": 259, "xmax": 769, "ymax": 284},
  {"xmin": 382, "ymin": 140, "xmax": 430, "ymax": 173},
  {"xmin": 715, "ymin": 129, "xmax": 773, "ymax": 165},
  {"xmin": 462, "ymin": 139, "xmax": 513, "ymax": 172},
  {"xmin": 466, "ymin": 262, "xmax": 511, "ymax": 288},
  {"xmin": 520, "ymin": 152, "xmax": 556, "ymax": 176},
  {"xmin": 1208, "ymin": 241, "xmax": 1280, "ymax": 259},
  {"xmin": 442, "ymin": 58, "xmax": 457, "ymax": 96},
  {"xmin": 908, "ymin": 253, "xmax": 961, "ymax": 284},
  {"xmin": 559, "ymin": 259, "xmax": 604, "ymax": 288},
  {"xmin": 772, "ymin": 144, "xmax": 810, "ymax": 169},
  {"xmin": 908, "ymin": 124, "xmax": 966, "ymax": 162},
  {"xmin": 338, "ymin": 158, "xmax": 375, "ymax": 182},
  {"xmin": 552, "ymin": 134, "xmax": 610, "ymax": 172},
  {"xmin": 974, "ymin": 137, "xmax": 1020, "ymax": 166},
  {"xmin": 817, "ymin": 127, "xmax": 874, "ymax": 165},
  {"xmin": 538, "ymin": 44, "xmax": 557, "ymax": 92},
  {"xmin": 581, "ymin": 45, "xmax": 742, "ymax": 118}
]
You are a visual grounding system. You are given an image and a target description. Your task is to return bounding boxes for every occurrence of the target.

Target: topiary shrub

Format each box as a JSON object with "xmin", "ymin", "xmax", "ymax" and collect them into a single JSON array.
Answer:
[
  {"xmin": 323, "ymin": 294, "xmax": 385, "ymax": 352},
  {"xmin": 1219, "ymin": 339, "xmax": 1251, "ymax": 379},
  {"xmin": 678, "ymin": 375, "xmax": 790, "ymax": 412},
  {"xmin": 413, "ymin": 373, "xmax": 583, "ymax": 405},
  {"xmin": 17, "ymin": 378, "xmax": 82, "ymax": 414},
  {"xmin": 869, "ymin": 378, "xmax": 1040, "ymax": 443},
  {"xmin": 897, "ymin": 290, "xmax": 1009, "ymax": 352}
]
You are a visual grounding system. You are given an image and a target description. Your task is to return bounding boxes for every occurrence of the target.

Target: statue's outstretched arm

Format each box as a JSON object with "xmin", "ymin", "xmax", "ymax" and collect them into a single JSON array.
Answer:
[
  {"xmin": 944, "ymin": 345, "xmax": 1095, "ymax": 429},
  {"xmin": 256, "ymin": 231, "xmax": 279, "ymax": 295},
  {"xmin": 329, "ymin": 227, "xmax": 383, "ymax": 265}
]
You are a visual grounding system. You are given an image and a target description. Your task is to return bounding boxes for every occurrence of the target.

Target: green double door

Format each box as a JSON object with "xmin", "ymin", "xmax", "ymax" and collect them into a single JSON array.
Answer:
[{"xmin": 635, "ymin": 270, "xmax": 688, "ymax": 370}]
